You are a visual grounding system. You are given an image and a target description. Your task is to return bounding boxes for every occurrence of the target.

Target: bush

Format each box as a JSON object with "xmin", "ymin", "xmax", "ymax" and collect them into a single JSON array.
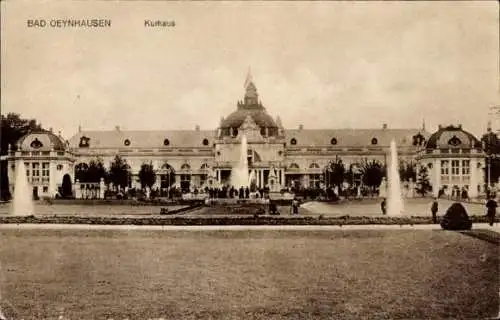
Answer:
[{"xmin": 440, "ymin": 202, "xmax": 472, "ymax": 231}]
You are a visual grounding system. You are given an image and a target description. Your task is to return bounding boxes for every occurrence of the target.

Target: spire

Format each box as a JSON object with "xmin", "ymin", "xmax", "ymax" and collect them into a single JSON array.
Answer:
[
  {"xmin": 487, "ymin": 120, "xmax": 492, "ymax": 132},
  {"xmin": 243, "ymin": 67, "xmax": 259, "ymax": 106},
  {"xmin": 244, "ymin": 67, "xmax": 253, "ymax": 88},
  {"xmin": 422, "ymin": 118, "xmax": 426, "ymax": 132},
  {"xmin": 276, "ymin": 115, "xmax": 283, "ymax": 129}
]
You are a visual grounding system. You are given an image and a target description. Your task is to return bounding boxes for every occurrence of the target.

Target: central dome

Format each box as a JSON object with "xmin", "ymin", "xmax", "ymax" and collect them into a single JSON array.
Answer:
[{"xmin": 219, "ymin": 74, "xmax": 278, "ymax": 137}]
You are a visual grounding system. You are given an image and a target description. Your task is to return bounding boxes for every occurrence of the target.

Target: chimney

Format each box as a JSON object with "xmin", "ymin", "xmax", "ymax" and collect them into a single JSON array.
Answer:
[
  {"xmin": 78, "ymin": 125, "xmax": 82, "ymax": 132},
  {"xmin": 49, "ymin": 127, "xmax": 53, "ymax": 133},
  {"xmin": 458, "ymin": 124, "xmax": 462, "ymax": 129},
  {"xmin": 195, "ymin": 125, "xmax": 200, "ymax": 131},
  {"xmin": 298, "ymin": 124, "xmax": 304, "ymax": 131},
  {"xmin": 382, "ymin": 123, "xmax": 388, "ymax": 129},
  {"xmin": 115, "ymin": 125, "xmax": 120, "ymax": 131},
  {"xmin": 438, "ymin": 124, "xmax": 442, "ymax": 130}
]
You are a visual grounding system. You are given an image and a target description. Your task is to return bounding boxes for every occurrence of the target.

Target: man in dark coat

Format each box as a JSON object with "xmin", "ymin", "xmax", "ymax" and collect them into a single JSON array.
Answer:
[
  {"xmin": 485, "ymin": 196, "xmax": 498, "ymax": 226},
  {"xmin": 431, "ymin": 198, "xmax": 439, "ymax": 223},
  {"xmin": 245, "ymin": 187, "xmax": 250, "ymax": 199},
  {"xmin": 381, "ymin": 198, "xmax": 387, "ymax": 215}
]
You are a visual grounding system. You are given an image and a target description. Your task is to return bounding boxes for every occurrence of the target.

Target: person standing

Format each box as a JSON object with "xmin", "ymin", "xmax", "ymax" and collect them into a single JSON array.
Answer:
[
  {"xmin": 380, "ymin": 198, "xmax": 387, "ymax": 215},
  {"xmin": 485, "ymin": 195, "xmax": 498, "ymax": 226},
  {"xmin": 431, "ymin": 198, "xmax": 439, "ymax": 223}
]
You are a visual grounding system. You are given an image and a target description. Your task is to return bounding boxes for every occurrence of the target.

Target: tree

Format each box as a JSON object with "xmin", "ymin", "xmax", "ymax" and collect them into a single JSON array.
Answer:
[
  {"xmin": 326, "ymin": 158, "xmax": 346, "ymax": 191},
  {"xmin": 138, "ymin": 162, "xmax": 156, "ymax": 190},
  {"xmin": 61, "ymin": 174, "xmax": 73, "ymax": 198},
  {"xmin": 399, "ymin": 161, "xmax": 417, "ymax": 182},
  {"xmin": 108, "ymin": 155, "xmax": 130, "ymax": 190},
  {"xmin": 481, "ymin": 130, "xmax": 500, "ymax": 187},
  {"xmin": 415, "ymin": 165, "xmax": 432, "ymax": 197},
  {"xmin": 360, "ymin": 160, "xmax": 386, "ymax": 194},
  {"xmin": 0, "ymin": 113, "xmax": 44, "ymax": 200}
]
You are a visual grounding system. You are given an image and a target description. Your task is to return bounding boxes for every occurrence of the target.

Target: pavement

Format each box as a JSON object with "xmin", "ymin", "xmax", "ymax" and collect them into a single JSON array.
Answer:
[{"xmin": 1, "ymin": 223, "xmax": 499, "ymax": 232}]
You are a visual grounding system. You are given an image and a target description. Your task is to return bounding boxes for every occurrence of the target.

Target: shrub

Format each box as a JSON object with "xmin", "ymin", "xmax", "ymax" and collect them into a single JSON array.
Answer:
[{"xmin": 440, "ymin": 202, "xmax": 472, "ymax": 231}]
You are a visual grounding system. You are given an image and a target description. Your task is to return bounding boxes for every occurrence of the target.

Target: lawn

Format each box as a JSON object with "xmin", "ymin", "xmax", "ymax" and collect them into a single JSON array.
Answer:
[{"xmin": 0, "ymin": 229, "xmax": 498, "ymax": 319}]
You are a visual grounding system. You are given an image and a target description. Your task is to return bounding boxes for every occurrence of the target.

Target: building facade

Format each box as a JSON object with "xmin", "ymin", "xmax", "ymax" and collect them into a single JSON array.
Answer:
[{"xmin": 4, "ymin": 77, "xmax": 487, "ymax": 198}]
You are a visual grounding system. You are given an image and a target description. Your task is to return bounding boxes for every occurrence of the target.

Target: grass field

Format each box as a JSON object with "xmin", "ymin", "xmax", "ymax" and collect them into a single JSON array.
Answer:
[{"xmin": 0, "ymin": 229, "xmax": 498, "ymax": 319}]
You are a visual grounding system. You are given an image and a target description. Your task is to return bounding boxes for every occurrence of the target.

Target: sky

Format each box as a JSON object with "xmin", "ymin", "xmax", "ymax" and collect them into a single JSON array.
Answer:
[{"xmin": 1, "ymin": 1, "xmax": 499, "ymax": 139}]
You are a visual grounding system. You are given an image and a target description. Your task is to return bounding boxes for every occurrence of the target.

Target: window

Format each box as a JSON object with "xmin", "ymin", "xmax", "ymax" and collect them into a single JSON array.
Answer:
[
  {"xmin": 202, "ymin": 138, "xmax": 209, "ymax": 146},
  {"xmin": 371, "ymin": 138, "xmax": 378, "ymax": 145},
  {"xmin": 181, "ymin": 163, "xmax": 191, "ymax": 170},
  {"xmin": 79, "ymin": 136, "xmax": 90, "ymax": 148},
  {"xmin": 309, "ymin": 174, "xmax": 321, "ymax": 188},
  {"xmin": 57, "ymin": 164, "xmax": 63, "ymax": 170},
  {"xmin": 25, "ymin": 162, "xmax": 29, "ymax": 177},
  {"xmin": 200, "ymin": 163, "xmax": 209, "ymax": 170},
  {"xmin": 163, "ymin": 139, "xmax": 170, "ymax": 146},
  {"xmin": 289, "ymin": 163, "xmax": 300, "ymax": 169},
  {"xmin": 43, "ymin": 186, "xmax": 48, "ymax": 193},
  {"xmin": 440, "ymin": 160, "xmax": 449, "ymax": 175},
  {"xmin": 309, "ymin": 163, "xmax": 320, "ymax": 169},
  {"xmin": 32, "ymin": 163, "xmax": 40, "ymax": 177},
  {"xmin": 42, "ymin": 163, "xmax": 50, "ymax": 177},
  {"xmin": 330, "ymin": 138, "xmax": 337, "ymax": 145},
  {"xmin": 451, "ymin": 160, "xmax": 460, "ymax": 175},
  {"xmin": 30, "ymin": 138, "xmax": 43, "ymax": 148},
  {"xmin": 124, "ymin": 139, "xmax": 131, "ymax": 146},
  {"xmin": 31, "ymin": 151, "xmax": 40, "ymax": 156},
  {"xmin": 290, "ymin": 138, "xmax": 297, "ymax": 145},
  {"xmin": 462, "ymin": 160, "xmax": 470, "ymax": 175}
]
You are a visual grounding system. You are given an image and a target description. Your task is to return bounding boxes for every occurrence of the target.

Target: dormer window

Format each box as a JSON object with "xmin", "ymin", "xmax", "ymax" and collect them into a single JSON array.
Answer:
[
  {"xmin": 181, "ymin": 163, "xmax": 191, "ymax": 171},
  {"xmin": 79, "ymin": 136, "xmax": 90, "ymax": 148},
  {"xmin": 30, "ymin": 138, "xmax": 43, "ymax": 149},
  {"xmin": 290, "ymin": 138, "xmax": 297, "ymax": 145},
  {"xmin": 163, "ymin": 139, "xmax": 170, "ymax": 146},
  {"xmin": 448, "ymin": 135, "xmax": 461, "ymax": 146},
  {"xmin": 330, "ymin": 138, "xmax": 337, "ymax": 145},
  {"xmin": 371, "ymin": 138, "xmax": 378, "ymax": 145},
  {"xmin": 124, "ymin": 139, "xmax": 131, "ymax": 146}
]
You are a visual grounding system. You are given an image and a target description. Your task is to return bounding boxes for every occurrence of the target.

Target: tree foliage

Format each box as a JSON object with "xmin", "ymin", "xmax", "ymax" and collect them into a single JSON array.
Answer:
[
  {"xmin": 481, "ymin": 131, "xmax": 500, "ymax": 186},
  {"xmin": 326, "ymin": 158, "xmax": 346, "ymax": 188},
  {"xmin": 61, "ymin": 174, "xmax": 73, "ymax": 198},
  {"xmin": 138, "ymin": 162, "xmax": 156, "ymax": 190},
  {"xmin": 415, "ymin": 165, "xmax": 432, "ymax": 197},
  {"xmin": 399, "ymin": 161, "xmax": 417, "ymax": 182},
  {"xmin": 360, "ymin": 160, "xmax": 386, "ymax": 190},
  {"xmin": 75, "ymin": 159, "xmax": 107, "ymax": 183},
  {"xmin": 108, "ymin": 155, "xmax": 130, "ymax": 190}
]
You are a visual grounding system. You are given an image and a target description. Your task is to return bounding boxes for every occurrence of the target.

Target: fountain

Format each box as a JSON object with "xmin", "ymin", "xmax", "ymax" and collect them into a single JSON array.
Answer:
[
  {"xmin": 387, "ymin": 139, "xmax": 404, "ymax": 216},
  {"xmin": 12, "ymin": 160, "xmax": 34, "ymax": 216},
  {"xmin": 230, "ymin": 134, "xmax": 250, "ymax": 188}
]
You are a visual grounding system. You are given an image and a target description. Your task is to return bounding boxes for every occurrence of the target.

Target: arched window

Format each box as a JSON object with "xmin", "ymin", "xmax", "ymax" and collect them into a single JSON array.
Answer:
[
  {"xmin": 309, "ymin": 163, "xmax": 320, "ymax": 169},
  {"xmin": 289, "ymin": 163, "xmax": 300, "ymax": 169},
  {"xmin": 202, "ymin": 138, "xmax": 209, "ymax": 146},
  {"xmin": 290, "ymin": 138, "xmax": 297, "ymax": 145},
  {"xmin": 181, "ymin": 163, "xmax": 191, "ymax": 171},
  {"xmin": 330, "ymin": 138, "xmax": 337, "ymax": 145},
  {"xmin": 163, "ymin": 139, "xmax": 170, "ymax": 146},
  {"xmin": 30, "ymin": 138, "xmax": 43, "ymax": 149},
  {"xmin": 124, "ymin": 139, "xmax": 131, "ymax": 146},
  {"xmin": 200, "ymin": 163, "xmax": 210, "ymax": 170},
  {"xmin": 371, "ymin": 138, "xmax": 378, "ymax": 145}
]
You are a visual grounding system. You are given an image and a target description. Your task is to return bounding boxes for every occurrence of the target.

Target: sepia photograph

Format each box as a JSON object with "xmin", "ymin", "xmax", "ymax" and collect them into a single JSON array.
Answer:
[{"xmin": 0, "ymin": 1, "xmax": 499, "ymax": 319}]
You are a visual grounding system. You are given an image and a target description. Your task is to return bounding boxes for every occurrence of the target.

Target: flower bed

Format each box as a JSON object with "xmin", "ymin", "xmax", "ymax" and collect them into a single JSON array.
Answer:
[{"xmin": 1, "ymin": 214, "xmax": 498, "ymax": 226}]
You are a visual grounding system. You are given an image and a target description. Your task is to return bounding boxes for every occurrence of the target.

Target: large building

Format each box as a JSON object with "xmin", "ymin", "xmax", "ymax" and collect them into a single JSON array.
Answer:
[{"xmin": 4, "ymin": 76, "xmax": 487, "ymax": 198}]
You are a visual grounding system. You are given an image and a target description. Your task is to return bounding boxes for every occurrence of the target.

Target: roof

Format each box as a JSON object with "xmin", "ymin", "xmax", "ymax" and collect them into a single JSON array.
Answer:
[
  {"xmin": 18, "ymin": 131, "xmax": 67, "ymax": 151},
  {"xmin": 220, "ymin": 105, "xmax": 277, "ymax": 129},
  {"xmin": 426, "ymin": 125, "xmax": 481, "ymax": 149},
  {"xmin": 68, "ymin": 130, "xmax": 217, "ymax": 149},
  {"xmin": 284, "ymin": 128, "xmax": 430, "ymax": 147}
]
